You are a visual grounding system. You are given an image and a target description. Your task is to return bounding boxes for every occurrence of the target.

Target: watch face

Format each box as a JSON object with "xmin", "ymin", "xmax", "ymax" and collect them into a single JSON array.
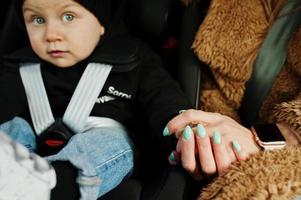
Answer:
[{"xmin": 253, "ymin": 123, "xmax": 285, "ymax": 143}]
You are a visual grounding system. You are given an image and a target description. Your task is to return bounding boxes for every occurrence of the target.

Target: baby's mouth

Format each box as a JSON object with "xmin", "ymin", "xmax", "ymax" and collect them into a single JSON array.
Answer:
[{"xmin": 48, "ymin": 50, "xmax": 67, "ymax": 57}]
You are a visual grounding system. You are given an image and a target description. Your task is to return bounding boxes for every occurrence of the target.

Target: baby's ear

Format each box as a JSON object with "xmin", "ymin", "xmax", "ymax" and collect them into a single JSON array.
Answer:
[{"xmin": 99, "ymin": 26, "xmax": 105, "ymax": 36}]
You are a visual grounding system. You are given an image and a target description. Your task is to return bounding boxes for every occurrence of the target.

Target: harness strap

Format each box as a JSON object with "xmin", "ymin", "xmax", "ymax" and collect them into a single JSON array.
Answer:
[
  {"xmin": 84, "ymin": 117, "xmax": 125, "ymax": 131},
  {"xmin": 62, "ymin": 63, "xmax": 112, "ymax": 133},
  {"xmin": 20, "ymin": 63, "xmax": 55, "ymax": 135},
  {"xmin": 20, "ymin": 63, "xmax": 112, "ymax": 135}
]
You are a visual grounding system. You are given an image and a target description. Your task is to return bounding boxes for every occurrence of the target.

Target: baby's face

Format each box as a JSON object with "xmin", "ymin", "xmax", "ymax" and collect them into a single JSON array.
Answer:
[{"xmin": 22, "ymin": 0, "xmax": 105, "ymax": 68}]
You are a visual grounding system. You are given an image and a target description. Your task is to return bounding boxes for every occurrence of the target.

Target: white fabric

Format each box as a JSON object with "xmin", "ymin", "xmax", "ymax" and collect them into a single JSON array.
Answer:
[{"xmin": 0, "ymin": 133, "xmax": 56, "ymax": 200}]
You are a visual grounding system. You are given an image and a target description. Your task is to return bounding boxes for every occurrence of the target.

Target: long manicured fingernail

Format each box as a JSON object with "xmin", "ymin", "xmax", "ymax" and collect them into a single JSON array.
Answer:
[
  {"xmin": 163, "ymin": 126, "xmax": 170, "ymax": 136},
  {"xmin": 232, "ymin": 140, "xmax": 241, "ymax": 152},
  {"xmin": 183, "ymin": 126, "xmax": 192, "ymax": 140},
  {"xmin": 213, "ymin": 130, "xmax": 221, "ymax": 144},
  {"xmin": 196, "ymin": 124, "xmax": 206, "ymax": 138},
  {"xmin": 168, "ymin": 152, "xmax": 177, "ymax": 165}
]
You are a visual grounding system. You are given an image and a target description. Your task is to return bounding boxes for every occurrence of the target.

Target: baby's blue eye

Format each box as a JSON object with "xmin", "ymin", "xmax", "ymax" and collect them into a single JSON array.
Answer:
[
  {"xmin": 63, "ymin": 14, "xmax": 74, "ymax": 22},
  {"xmin": 33, "ymin": 16, "xmax": 45, "ymax": 24}
]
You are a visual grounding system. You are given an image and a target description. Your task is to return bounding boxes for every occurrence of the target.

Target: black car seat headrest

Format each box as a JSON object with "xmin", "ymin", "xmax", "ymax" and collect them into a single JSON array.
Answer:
[
  {"xmin": 0, "ymin": 3, "xmax": 28, "ymax": 56},
  {"xmin": 126, "ymin": 0, "xmax": 173, "ymax": 40},
  {"xmin": 0, "ymin": 2, "xmax": 11, "ymax": 30}
]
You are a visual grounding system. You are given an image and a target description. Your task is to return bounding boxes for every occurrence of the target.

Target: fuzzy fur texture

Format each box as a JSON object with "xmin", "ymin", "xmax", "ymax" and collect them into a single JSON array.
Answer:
[
  {"xmin": 190, "ymin": 0, "xmax": 301, "ymax": 134},
  {"xmin": 198, "ymin": 147, "xmax": 301, "ymax": 200},
  {"xmin": 180, "ymin": 0, "xmax": 301, "ymax": 199}
]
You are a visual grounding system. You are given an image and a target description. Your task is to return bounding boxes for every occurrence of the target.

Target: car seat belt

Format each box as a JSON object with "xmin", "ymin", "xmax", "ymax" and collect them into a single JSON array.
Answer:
[
  {"xmin": 240, "ymin": 0, "xmax": 301, "ymax": 127},
  {"xmin": 19, "ymin": 62, "xmax": 113, "ymax": 135}
]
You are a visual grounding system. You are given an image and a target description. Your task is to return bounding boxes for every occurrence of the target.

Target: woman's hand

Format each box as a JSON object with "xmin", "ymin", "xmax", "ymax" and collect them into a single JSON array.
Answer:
[{"xmin": 165, "ymin": 109, "xmax": 260, "ymax": 177}]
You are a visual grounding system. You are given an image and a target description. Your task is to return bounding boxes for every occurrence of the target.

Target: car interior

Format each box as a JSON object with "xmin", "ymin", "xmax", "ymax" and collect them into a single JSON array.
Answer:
[
  {"xmin": 1, "ymin": 0, "xmax": 301, "ymax": 199},
  {"xmin": 0, "ymin": 0, "xmax": 237, "ymax": 199}
]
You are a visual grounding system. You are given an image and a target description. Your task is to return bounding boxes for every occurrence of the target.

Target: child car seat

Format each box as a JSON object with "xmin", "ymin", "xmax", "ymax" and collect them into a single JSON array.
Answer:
[{"xmin": 0, "ymin": 0, "xmax": 193, "ymax": 200}]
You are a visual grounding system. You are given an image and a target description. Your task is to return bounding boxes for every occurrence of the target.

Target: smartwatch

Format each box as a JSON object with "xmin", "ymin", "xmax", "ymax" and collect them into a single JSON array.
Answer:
[{"xmin": 251, "ymin": 123, "xmax": 286, "ymax": 150}]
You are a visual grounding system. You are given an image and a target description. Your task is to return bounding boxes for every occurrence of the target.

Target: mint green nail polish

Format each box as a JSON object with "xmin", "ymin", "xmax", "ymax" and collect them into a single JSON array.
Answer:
[
  {"xmin": 183, "ymin": 126, "xmax": 192, "ymax": 140},
  {"xmin": 213, "ymin": 130, "xmax": 221, "ymax": 144},
  {"xmin": 169, "ymin": 152, "xmax": 177, "ymax": 165},
  {"xmin": 232, "ymin": 140, "xmax": 241, "ymax": 152},
  {"xmin": 196, "ymin": 124, "xmax": 206, "ymax": 138},
  {"xmin": 169, "ymin": 152, "xmax": 175, "ymax": 161},
  {"xmin": 163, "ymin": 126, "xmax": 169, "ymax": 136}
]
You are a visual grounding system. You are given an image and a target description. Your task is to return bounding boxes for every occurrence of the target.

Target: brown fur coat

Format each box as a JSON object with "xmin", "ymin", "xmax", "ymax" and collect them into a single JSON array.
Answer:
[
  {"xmin": 199, "ymin": 147, "xmax": 301, "ymax": 200},
  {"xmin": 188, "ymin": 0, "xmax": 301, "ymax": 134},
  {"xmin": 181, "ymin": 0, "xmax": 301, "ymax": 199}
]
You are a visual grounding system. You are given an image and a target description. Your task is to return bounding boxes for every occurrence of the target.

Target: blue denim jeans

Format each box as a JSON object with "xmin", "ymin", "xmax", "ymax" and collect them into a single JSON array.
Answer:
[{"xmin": 0, "ymin": 117, "xmax": 134, "ymax": 200}]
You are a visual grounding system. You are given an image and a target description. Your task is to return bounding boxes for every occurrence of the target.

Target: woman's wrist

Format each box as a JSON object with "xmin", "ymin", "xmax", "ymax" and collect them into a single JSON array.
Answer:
[
  {"xmin": 276, "ymin": 123, "xmax": 300, "ymax": 145},
  {"xmin": 243, "ymin": 127, "xmax": 261, "ymax": 153},
  {"xmin": 250, "ymin": 123, "xmax": 287, "ymax": 151}
]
